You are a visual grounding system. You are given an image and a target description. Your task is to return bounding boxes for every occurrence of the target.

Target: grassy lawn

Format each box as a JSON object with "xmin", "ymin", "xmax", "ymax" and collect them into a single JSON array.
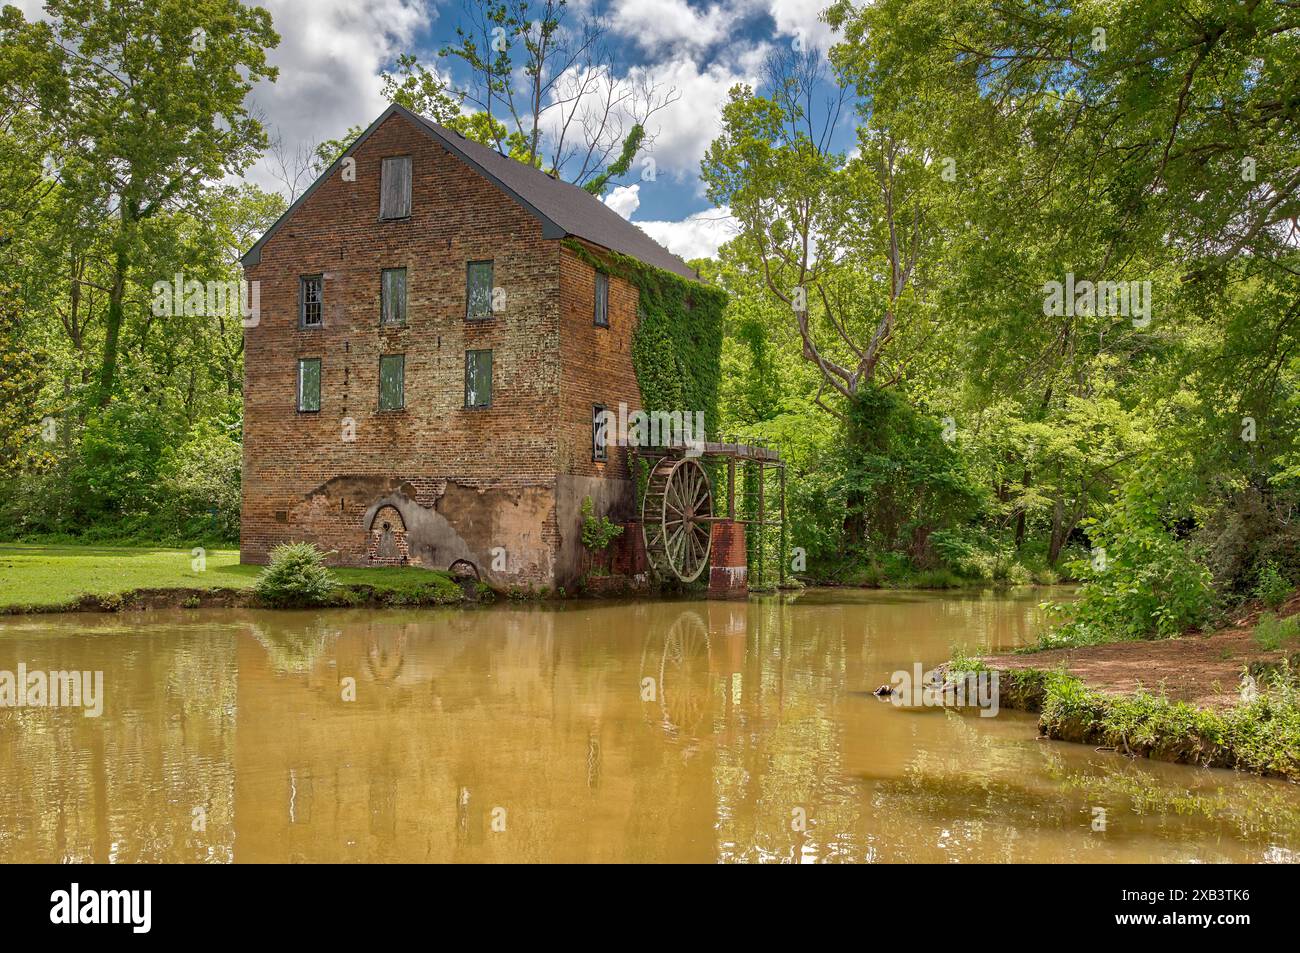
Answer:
[{"xmin": 0, "ymin": 543, "xmax": 461, "ymax": 611}]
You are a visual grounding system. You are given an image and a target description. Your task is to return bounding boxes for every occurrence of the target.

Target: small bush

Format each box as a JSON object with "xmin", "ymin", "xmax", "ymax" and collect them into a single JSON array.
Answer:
[
  {"xmin": 1254, "ymin": 561, "xmax": 1293, "ymax": 609},
  {"xmin": 1253, "ymin": 611, "xmax": 1300, "ymax": 651},
  {"xmin": 1047, "ymin": 520, "xmax": 1214, "ymax": 646},
  {"xmin": 254, "ymin": 542, "xmax": 337, "ymax": 607},
  {"xmin": 580, "ymin": 496, "xmax": 623, "ymax": 551}
]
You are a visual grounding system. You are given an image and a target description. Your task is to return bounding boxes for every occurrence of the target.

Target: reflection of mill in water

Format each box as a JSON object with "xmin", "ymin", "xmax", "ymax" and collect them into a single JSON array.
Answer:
[{"xmin": 364, "ymin": 631, "xmax": 407, "ymax": 684}]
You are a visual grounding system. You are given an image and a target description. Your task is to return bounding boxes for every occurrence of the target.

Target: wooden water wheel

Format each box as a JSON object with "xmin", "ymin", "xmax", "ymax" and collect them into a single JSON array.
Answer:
[{"xmin": 642, "ymin": 456, "xmax": 713, "ymax": 583}]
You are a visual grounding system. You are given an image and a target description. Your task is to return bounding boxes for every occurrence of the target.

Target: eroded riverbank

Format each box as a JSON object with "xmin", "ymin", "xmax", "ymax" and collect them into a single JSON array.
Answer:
[{"xmin": 958, "ymin": 593, "xmax": 1300, "ymax": 781}]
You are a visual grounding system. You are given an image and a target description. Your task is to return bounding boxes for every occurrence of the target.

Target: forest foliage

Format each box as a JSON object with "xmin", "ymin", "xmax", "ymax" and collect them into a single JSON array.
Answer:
[{"xmin": 2, "ymin": 0, "xmax": 1298, "ymax": 644}]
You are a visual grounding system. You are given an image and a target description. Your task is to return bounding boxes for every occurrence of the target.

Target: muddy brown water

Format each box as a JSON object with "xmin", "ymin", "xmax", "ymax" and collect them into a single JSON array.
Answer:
[{"xmin": 0, "ymin": 588, "xmax": 1297, "ymax": 863}]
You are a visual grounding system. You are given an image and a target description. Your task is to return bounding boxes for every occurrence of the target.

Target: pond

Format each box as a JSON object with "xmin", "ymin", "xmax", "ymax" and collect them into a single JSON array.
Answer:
[{"xmin": 0, "ymin": 588, "xmax": 1297, "ymax": 862}]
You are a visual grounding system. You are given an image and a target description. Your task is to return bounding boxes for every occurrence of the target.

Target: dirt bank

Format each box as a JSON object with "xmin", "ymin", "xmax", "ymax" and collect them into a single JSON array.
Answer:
[{"xmin": 981, "ymin": 592, "xmax": 1300, "ymax": 710}]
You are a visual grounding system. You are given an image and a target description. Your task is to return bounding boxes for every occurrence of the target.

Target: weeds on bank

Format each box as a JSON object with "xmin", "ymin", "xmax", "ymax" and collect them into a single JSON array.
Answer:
[{"xmin": 1037, "ymin": 665, "xmax": 1300, "ymax": 780}]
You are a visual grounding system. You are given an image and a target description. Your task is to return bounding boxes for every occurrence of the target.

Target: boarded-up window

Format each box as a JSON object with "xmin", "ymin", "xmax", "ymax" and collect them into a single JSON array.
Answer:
[
  {"xmin": 297, "ymin": 358, "xmax": 321, "ymax": 412},
  {"xmin": 381, "ymin": 268, "xmax": 406, "ymax": 325},
  {"xmin": 379, "ymin": 354, "xmax": 404, "ymax": 410},
  {"xmin": 593, "ymin": 404, "xmax": 608, "ymax": 461},
  {"xmin": 594, "ymin": 272, "xmax": 609, "ymax": 326},
  {"xmin": 379, "ymin": 156, "xmax": 412, "ymax": 220},
  {"xmin": 465, "ymin": 349, "xmax": 492, "ymax": 408},
  {"xmin": 466, "ymin": 260, "xmax": 494, "ymax": 319},
  {"xmin": 300, "ymin": 275, "xmax": 323, "ymax": 328}
]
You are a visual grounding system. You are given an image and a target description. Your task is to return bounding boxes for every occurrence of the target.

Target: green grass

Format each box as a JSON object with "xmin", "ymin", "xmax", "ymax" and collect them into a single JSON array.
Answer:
[
  {"xmin": 0, "ymin": 543, "xmax": 462, "ymax": 611},
  {"xmin": 1039, "ymin": 672, "xmax": 1300, "ymax": 780},
  {"xmin": 958, "ymin": 655, "xmax": 1300, "ymax": 780}
]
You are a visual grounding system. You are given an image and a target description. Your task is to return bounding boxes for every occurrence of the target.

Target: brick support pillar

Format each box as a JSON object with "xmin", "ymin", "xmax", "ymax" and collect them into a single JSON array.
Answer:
[{"xmin": 708, "ymin": 519, "xmax": 748, "ymax": 599}]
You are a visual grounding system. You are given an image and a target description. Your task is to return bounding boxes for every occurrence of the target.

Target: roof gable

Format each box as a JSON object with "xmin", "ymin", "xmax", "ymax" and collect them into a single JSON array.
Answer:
[{"xmin": 242, "ymin": 104, "xmax": 699, "ymax": 282}]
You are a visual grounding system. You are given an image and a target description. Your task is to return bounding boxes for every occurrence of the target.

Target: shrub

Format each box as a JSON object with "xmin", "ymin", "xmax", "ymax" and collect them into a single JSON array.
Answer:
[
  {"xmin": 1253, "ymin": 612, "xmax": 1300, "ymax": 651},
  {"xmin": 580, "ymin": 496, "xmax": 623, "ymax": 551},
  {"xmin": 254, "ymin": 542, "xmax": 337, "ymax": 607},
  {"xmin": 1047, "ymin": 511, "xmax": 1214, "ymax": 646},
  {"xmin": 1253, "ymin": 561, "xmax": 1293, "ymax": 609}
]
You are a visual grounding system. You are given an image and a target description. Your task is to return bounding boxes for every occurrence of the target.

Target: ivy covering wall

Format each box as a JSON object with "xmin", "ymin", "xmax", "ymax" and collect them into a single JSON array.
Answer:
[{"xmin": 564, "ymin": 240, "xmax": 725, "ymax": 426}]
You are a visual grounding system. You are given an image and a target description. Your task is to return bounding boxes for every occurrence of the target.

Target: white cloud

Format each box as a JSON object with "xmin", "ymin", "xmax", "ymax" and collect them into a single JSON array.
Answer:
[
  {"xmin": 637, "ymin": 206, "xmax": 737, "ymax": 260},
  {"xmin": 10, "ymin": 0, "xmax": 46, "ymax": 18},
  {"xmin": 244, "ymin": 0, "xmax": 432, "ymax": 194},
  {"xmin": 607, "ymin": 0, "xmax": 840, "ymax": 58},
  {"xmin": 608, "ymin": 0, "xmax": 733, "ymax": 55},
  {"xmin": 629, "ymin": 52, "xmax": 765, "ymax": 186},
  {"xmin": 604, "ymin": 184, "xmax": 641, "ymax": 219},
  {"xmin": 767, "ymin": 0, "xmax": 840, "ymax": 53}
]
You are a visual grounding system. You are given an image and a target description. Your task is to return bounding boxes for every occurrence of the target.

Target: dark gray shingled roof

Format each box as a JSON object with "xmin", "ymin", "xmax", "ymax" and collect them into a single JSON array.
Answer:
[{"xmin": 243, "ymin": 103, "xmax": 700, "ymax": 282}]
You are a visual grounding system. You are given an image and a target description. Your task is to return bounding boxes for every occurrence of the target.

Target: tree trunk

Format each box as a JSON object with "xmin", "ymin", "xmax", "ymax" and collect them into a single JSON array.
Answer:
[
  {"xmin": 1014, "ymin": 466, "xmax": 1031, "ymax": 549},
  {"xmin": 97, "ymin": 241, "xmax": 128, "ymax": 406},
  {"xmin": 1047, "ymin": 498, "xmax": 1084, "ymax": 566},
  {"xmin": 842, "ymin": 409, "xmax": 869, "ymax": 550}
]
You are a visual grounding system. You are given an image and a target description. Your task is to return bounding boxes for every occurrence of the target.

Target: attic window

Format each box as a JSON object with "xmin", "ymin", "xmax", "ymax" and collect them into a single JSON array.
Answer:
[{"xmin": 380, "ymin": 156, "xmax": 412, "ymax": 220}]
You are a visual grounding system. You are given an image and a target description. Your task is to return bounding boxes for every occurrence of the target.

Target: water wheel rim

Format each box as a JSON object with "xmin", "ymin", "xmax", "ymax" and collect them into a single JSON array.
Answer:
[
  {"xmin": 641, "ymin": 458, "xmax": 674, "ymax": 575},
  {"xmin": 660, "ymin": 459, "xmax": 712, "ymax": 583}
]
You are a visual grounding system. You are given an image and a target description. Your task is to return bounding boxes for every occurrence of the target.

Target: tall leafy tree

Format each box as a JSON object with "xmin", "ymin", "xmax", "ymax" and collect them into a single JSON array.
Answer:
[{"xmin": 14, "ymin": 0, "xmax": 278, "ymax": 405}]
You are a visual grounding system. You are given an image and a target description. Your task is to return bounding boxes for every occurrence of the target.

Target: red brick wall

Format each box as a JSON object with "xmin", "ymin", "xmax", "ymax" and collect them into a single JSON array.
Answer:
[
  {"xmin": 240, "ymin": 113, "xmax": 564, "ymax": 583},
  {"xmin": 552, "ymin": 242, "xmax": 645, "ymax": 583},
  {"xmin": 558, "ymin": 241, "xmax": 641, "ymax": 482}
]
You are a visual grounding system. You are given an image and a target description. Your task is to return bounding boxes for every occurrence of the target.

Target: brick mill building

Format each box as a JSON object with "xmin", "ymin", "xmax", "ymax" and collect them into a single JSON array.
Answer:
[{"xmin": 239, "ymin": 103, "xmax": 704, "ymax": 590}]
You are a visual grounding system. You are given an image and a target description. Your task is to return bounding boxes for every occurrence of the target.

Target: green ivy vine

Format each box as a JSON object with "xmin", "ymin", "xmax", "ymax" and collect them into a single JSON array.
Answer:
[{"xmin": 563, "ymin": 240, "xmax": 724, "ymax": 424}]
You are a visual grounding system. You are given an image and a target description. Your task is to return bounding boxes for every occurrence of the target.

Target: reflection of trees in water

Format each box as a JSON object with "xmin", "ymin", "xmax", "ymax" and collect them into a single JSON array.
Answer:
[
  {"xmin": 0, "ymin": 624, "xmax": 239, "ymax": 863},
  {"xmin": 587, "ymin": 729, "xmax": 601, "ymax": 793},
  {"xmin": 641, "ymin": 609, "xmax": 712, "ymax": 739},
  {"xmin": 849, "ymin": 715, "xmax": 1300, "ymax": 862},
  {"xmin": 1042, "ymin": 749, "xmax": 1300, "ymax": 859},
  {"xmin": 248, "ymin": 617, "xmax": 339, "ymax": 674}
]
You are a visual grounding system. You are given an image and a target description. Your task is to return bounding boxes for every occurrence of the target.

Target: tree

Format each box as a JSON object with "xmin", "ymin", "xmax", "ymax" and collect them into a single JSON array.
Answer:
[
  {"xmin": 703, "ymin": 46, "xmax": 938, "ymax": 411},
  {"xmin": 13, "ymin": 0, "xmax": 279, "ymax": 405},
  {"xmin": 438, "ymin": 0, "xmax": 677, "ymax": 187}
]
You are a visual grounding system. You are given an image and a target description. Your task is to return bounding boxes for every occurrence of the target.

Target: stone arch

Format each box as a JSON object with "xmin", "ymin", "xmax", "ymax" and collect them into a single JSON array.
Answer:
[
  {"xmin": 448, "ymin": 558, "xmax": 480, "ymax": 581},
  {"xmin": 368, "ymin": 505, "xmax": 409, "ymax": 566}
]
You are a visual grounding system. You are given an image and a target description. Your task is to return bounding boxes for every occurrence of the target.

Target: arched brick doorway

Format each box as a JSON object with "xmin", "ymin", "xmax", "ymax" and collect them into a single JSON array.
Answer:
[{"xmin": 368, "ymin": 505, "xmax": 409, "ymax": 566}]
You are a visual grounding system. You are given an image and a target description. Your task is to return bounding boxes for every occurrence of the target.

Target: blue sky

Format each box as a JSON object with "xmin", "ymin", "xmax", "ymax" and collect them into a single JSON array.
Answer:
[{"xmin": 234, "ymin": 0, "xmax": 851, "ymax": 258}]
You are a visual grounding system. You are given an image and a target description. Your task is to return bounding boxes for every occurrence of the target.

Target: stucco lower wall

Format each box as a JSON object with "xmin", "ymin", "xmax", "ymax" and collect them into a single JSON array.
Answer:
[
  {"xmin": 554, "ymin": 473, "xmax": 638, "ymax": 590},
  {"xmin": 243, "ymin": 473, "xmax": 558, "ymax": 587}
]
